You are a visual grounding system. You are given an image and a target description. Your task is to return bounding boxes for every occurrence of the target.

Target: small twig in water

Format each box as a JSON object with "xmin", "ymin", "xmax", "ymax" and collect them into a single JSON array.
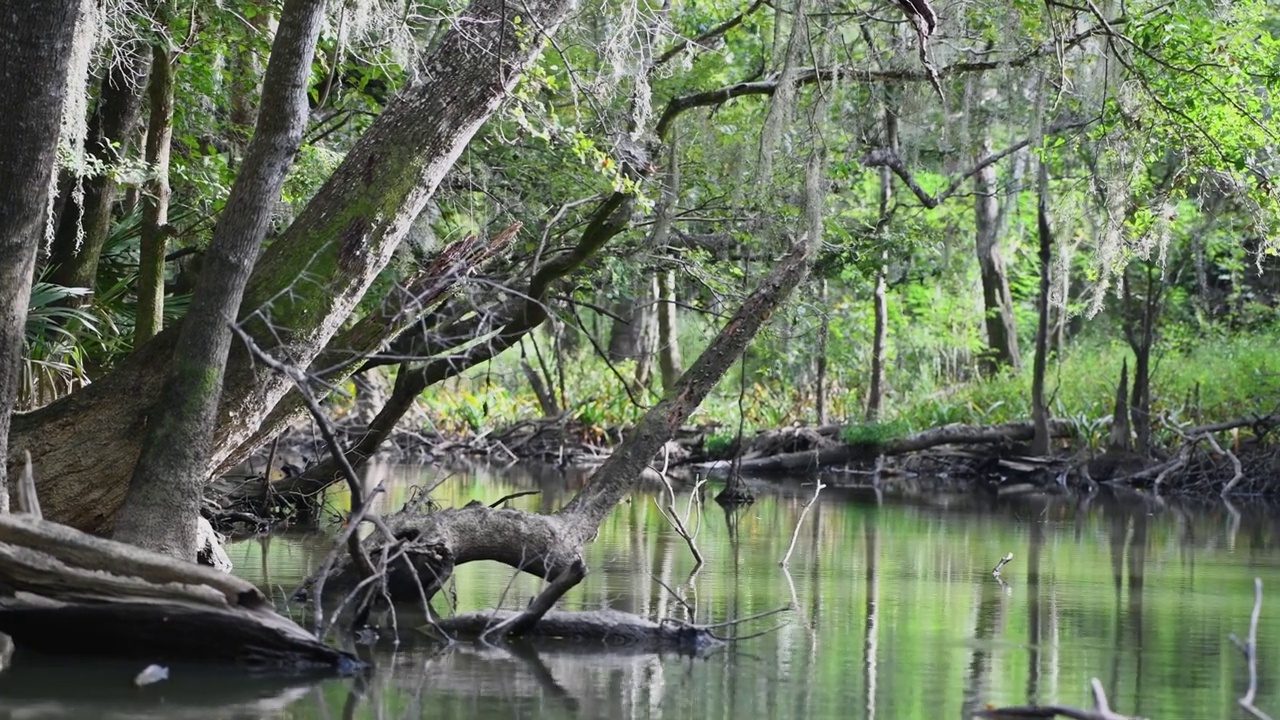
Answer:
[
  {"xmin": 648, "ymin": 571, "xmax": 695, "ymax": 616},
  {"xmin": 699, "ymin": 605, "xmax": 791, "ymax": 630},
  {"xmin": 780, "ymin": 481, "xmax": 824, "ymax": 568}
]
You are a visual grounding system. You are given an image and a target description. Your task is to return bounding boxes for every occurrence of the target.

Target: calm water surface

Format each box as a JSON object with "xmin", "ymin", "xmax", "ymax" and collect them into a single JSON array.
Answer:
[{"xmin": 3, "ymin": 462, "xmax": 1279, "ymax": 719}]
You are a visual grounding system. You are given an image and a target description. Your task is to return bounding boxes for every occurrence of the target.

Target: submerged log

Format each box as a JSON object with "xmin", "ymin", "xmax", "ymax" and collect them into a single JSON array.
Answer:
[
  {"xmin": 0, "ymin": 513, "xmax": 359, "ymax": 672},
  {"xmin": 429, "ymin": 609, "xmax": 721, "ymax": 654}
]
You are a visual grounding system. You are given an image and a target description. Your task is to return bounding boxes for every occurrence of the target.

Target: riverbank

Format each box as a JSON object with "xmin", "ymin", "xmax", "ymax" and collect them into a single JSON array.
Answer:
[{"xmin": 215, "ymin": 408, "xmax": 1280, "ymax": 535}]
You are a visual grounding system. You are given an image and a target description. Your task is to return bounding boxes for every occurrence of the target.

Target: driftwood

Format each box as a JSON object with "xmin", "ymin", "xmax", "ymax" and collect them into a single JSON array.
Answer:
[
  {"xmin": 427, "ymin": 609, "xmax": 721, "ymax": 654},
  {"xmin": 716, "ymin": 420, "xmax": 1076, "ymax": 474},
  {"xmin": 0, "ymin": 513, "xmax": 359, "ymax": 671}
]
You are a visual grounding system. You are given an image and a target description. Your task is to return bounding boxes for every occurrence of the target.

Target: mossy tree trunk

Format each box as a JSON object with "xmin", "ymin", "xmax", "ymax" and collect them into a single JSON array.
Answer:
[
  {"xmin": 0, "ymin": 0, "xmax": 84, "ymax": 512},
  {"xmin": 8, "ymin": 0, "xmax": 586, "ymax": 536},
  {"xmin": 134, "ymin": 40, "xmax": 175, "ymax": 346},
  {"xmin": 112, "ymin": 0, "xmax": 328, "ymax": 559},
  {"xmin": 46, "ymin": 47, "xmax": 150, "ymax": 295}
]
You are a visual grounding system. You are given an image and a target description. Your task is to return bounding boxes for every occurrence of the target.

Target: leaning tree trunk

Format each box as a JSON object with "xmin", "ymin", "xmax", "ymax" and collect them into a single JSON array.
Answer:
[
  {"xmin": 134, "ymin": 40, "xmax": 175, "ymax": 346},
  {"xmin": 0, "ymin": 0, "xmax": 84, "ymax": 513},
  {"xmin": 47, "ymin": 47, "xmax": 150, "ymax": 294},
  {"xmin": 322, "ymin": 191, "xmax": 824, "ymax": 616},
  {"xmin": 112, "ymin": 0, "xmax": 327, "ymax": 560},
  {"xmin": 8, "ymin": 0, "xmax": 584, "ymax": 536}
]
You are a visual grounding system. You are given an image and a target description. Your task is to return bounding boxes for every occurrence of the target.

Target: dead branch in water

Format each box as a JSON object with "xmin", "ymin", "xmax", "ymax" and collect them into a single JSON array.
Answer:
[
  {"xmin": 1230, "ymin": 578, "xmax": 1273, "ymax": 720},
  {"xmin": 652, "ymin": 446, "xmax": 706, "ymax": 569},
  {"xmin": 780, "ymin": 480, "xmax": 824, "ymax": 568}
]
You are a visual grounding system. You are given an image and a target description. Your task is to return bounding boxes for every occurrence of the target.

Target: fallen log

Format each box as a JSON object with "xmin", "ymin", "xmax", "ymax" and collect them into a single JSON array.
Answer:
[
  {"xmin": 0, "ymin": 513, "xmax": 359, "ymax": 672},
  {"xmin": 427, "ymin": 609, "xmax": 721, "ymax": 654},
  {"xmin": 712, "ymin": 420, "xmax": 1076, "ymax": 474}
]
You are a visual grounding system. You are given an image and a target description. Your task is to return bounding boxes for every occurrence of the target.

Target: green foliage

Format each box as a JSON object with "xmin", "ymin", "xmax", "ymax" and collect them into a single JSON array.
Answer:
[
  {"xmin": 703, "ymin": 430, "xmax": 738, "ymax": 456},
  {"xmin": 839, "ymin": 419, "xmax": 910, "ymax": 445},
  {"xmin": 20, "ymin": 280, "xmax": 101, "ymax": 411}
]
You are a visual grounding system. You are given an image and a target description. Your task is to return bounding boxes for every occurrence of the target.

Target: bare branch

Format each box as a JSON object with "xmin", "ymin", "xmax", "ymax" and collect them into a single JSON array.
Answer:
[
  {"xmin": 860, "ymin": 118, "xmax": 1095, "ymax": 209},
  {"xmin": 779, "ymin": 481, "xmax": 823, "ymax": 568},
  {"xmin": 654, "ymin": 0, "xmax": 767, "ymax": 68},
  {"xmin": 654, "ymin": 20, "xmax": 1115, "ymax": 139}
]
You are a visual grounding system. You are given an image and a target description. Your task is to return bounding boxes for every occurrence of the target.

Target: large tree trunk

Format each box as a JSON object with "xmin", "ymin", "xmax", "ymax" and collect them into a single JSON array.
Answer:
[
  {"xmin": 46, "ymin": 48, "xmax": 150, "ymax": 294},
  {"xmin": 974, "ymin": 134, "xmax": 1022, "ymax": 374},
  {"xmin": 112, "ymin": 0, "xmax": 327, "ymax": 559},
  {"xmin": 0, "ymin": 0, "xmax": 84, "ymax": 513},
  {"xmin": 8, "ymin": 0, "xmax": 584, "ymax": 536},
  {"xmin": 134, "ymin": 41, "xmax": 175, "ymax": 346}
]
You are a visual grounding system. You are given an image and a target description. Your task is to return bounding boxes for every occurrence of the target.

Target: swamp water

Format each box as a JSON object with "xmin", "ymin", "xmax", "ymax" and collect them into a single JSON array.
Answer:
[{"xmin": 2, "ymin": 462, "xmax": 1279, "ymax": 719}]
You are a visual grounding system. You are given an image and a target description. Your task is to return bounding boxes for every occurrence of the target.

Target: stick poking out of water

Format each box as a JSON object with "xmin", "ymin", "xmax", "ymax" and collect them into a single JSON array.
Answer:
[
  {"xmin": 1230, "ymin": 577, "xmax": 1273, "ymax": 720},
  {"xmin": 992, "ymin": 552, "xmax": 1013, "ymax": 577},
  {"xmin": 780, "ymin": 480, "xmax": 824, "ymax": 568}
]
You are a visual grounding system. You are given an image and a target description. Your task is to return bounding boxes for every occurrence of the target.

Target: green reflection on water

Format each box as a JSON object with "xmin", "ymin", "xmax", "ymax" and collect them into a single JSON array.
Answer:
[{"xmin": 6, "ymin": 462, "xmax": 1279, "ymax": 720}]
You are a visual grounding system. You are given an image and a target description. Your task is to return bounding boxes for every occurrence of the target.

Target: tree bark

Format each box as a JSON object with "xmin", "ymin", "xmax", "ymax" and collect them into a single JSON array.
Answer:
[
  {"xmin": 1030, "ymin": 162, "xmax": 1052, "ymax": 456},
  {"xmin": 607, "ymin": 287, "xmax": 658, "ymax": 391},
  {"xmin": 134, "ymin": 41, "xmax": 175, "ymax": 346},
  {"xmin": 113, "ymin": 0, "xmax": 327, "ymax": 559},
  {"xmin": 974, "ymin": 134, "xmax": 1022, "ymax": 374},
  {"xmin": 1108, "ymin": 358, "xmax": 1130, "ymax": 452},
  {"xmin": 47, "ymin": 48, "xmax": 150, "ymax": 294},
  {"xmin": 0, "ymin": 0, "xmax": 84, "ymax": 513},
  {"xmin": 865, "ymin": 99, "xmax": 896, "ymax": 422},
  {"xmin": 866, "ymin": 264, "xmax": 887, "ymax": 421},
  {"xmin": 657, "ymin": 270, "xmax": 682, "ymax": 392},
  {"xmin": 10, "ymin": 0, "xmax": 584, "ymax": 536},
  {"xmin": 653, "ymin": 131, "xmax": 683, "ymax": 393},
  {"xmin": 814, "ymin": 278, "xmax": 829, "ymax": 425},
  {"xmin": 1123, "ymin": 263, "xmax": 1161, "ymax": 457}
]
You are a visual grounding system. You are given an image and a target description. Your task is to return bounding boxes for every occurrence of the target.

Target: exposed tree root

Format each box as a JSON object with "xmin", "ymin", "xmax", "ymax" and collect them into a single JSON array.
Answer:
[{"xmin": 0, "ymin": 513, "xmax": 358, "ymax": 671}]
